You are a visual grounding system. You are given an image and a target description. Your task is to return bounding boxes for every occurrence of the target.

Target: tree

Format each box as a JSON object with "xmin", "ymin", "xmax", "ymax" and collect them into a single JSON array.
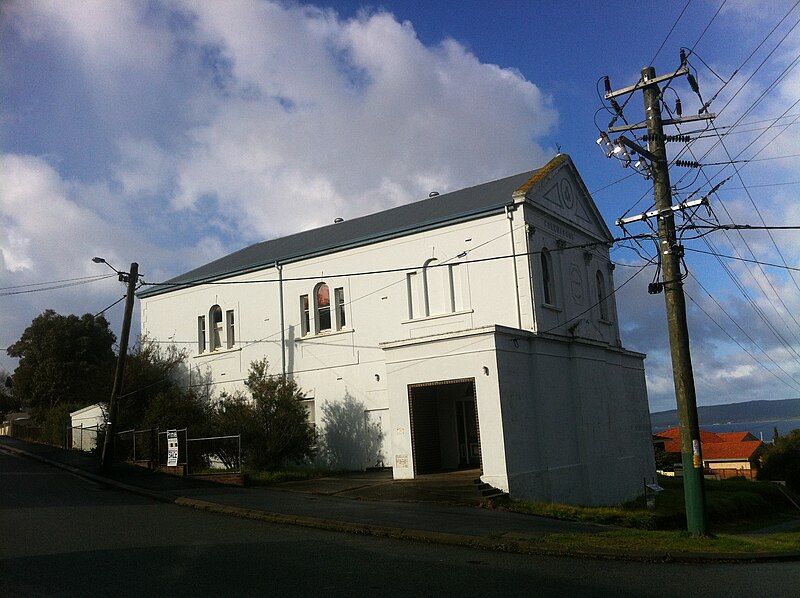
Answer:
[
  {"xmin": 142, "ymin": 386, "xmax": 211, "ymax": 434},
  {"xmin": 218, "ymin": 359, "xmax": 315, "ymax": 469},
  {"xmin": 7, "ymin": 310, "xmax": 115, "ymax": 419},
  {"xmin": 116, "ymin": 338, "xmax": 193, "ymax": 430},
  {"xmin": 758, "ymin": 429, "xmax": 800, "ymax": 493}
]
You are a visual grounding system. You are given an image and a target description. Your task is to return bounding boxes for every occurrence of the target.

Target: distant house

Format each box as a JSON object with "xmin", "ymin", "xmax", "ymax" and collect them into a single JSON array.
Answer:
[
  {"xmin": 0, "ymin": 411, "xmax": 31, "ymax": 436},
  {"xmin": 657, "ymin": 427, "xmax": 766, "ymax": 477}
]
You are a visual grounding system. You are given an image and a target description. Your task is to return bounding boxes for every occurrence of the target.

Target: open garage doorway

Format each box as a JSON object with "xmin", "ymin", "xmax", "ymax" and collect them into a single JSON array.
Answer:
[{"xmin": 408, "ymin": 378, "xmax": 481, "ymax": 475}]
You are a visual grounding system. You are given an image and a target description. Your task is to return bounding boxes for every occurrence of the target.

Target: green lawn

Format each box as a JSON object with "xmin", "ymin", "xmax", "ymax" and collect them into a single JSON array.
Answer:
[{"xmin": 491, "ymin": 476, "xmax": 800, "ymax": 531}]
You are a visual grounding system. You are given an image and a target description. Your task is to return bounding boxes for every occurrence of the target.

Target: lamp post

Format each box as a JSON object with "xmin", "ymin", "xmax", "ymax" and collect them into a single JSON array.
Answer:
[{"xmin": 93, "ymin": 258, "xmax": 140, "ymax": 470}]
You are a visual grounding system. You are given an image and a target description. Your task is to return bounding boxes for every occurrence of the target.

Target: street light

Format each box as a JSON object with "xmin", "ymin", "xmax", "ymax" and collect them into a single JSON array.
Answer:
[{"xmin": 92, "ymin": 256, "xmax": 123, "ymax": 277}]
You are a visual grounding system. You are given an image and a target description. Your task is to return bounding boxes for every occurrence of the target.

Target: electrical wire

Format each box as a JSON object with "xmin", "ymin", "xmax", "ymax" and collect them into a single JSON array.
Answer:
[
  {"xmin": 94, "ymin": 295, "xmax": 127, "ymax": 318},
  {"xmin": 0, "ymin": 273, "xmax": 113, "ymax": 292},
  {"xmin": 0, "ymin": 275, "xmax": 116, "ymax": 297},
  {"xmin": 651, "ymin": 0, "xmax": 693, "ymax": 66},
  {"xmin": 139, "ymin": 234, "xmax": 652, "ymax": 289}
]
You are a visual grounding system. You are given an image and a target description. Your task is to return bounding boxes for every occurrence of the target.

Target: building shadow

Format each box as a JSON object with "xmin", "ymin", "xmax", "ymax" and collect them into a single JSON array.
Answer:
[{"xmin": 317, "ymin": 392, "xmax": 384, "ymax": 471}]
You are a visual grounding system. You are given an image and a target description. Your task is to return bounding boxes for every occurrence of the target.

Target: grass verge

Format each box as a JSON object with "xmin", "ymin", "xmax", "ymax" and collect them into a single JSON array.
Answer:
[
  {"xmin": 490, "ymin": 476, "xmax": 800, "ymax": 531},
  {"xmin": 538, "ymin": 529, "xmax": 800, "ymax": 555},
  {"xmin": 247, "ymin": 467, "xmax": 331, "ymax": 485}
]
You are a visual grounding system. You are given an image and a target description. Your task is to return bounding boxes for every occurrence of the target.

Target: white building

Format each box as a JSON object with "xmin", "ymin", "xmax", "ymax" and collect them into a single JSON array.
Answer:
[
  {"xmin": 139, "ymin": 154, "xmax": 655, "ymax": 506},
  {"xmin": 69, "ymin": 403, "xmax": 106, "ymax": 451}
]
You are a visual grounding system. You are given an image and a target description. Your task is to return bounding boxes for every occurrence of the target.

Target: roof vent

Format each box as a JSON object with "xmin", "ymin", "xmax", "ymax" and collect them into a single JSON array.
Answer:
[
  {"xmin": 428, "ymin": 191, "xmax": 439, "ymax": 198},
  {"xmin": 333, "ymin": 217, "xmax": 344, "ymax": 224}
]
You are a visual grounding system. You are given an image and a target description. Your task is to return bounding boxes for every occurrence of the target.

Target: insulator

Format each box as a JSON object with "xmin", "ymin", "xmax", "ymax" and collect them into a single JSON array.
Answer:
[
  {"xmin": 675, "ymin": 160, "xmax": 701, "ymax": 168},
  {"xmin": 680, "ymin": 49, "xmax": 688, "ymax": 66},
  {"xmin": 686, "ymin": 72, "xmax": 700, "ymax": 94},
  {"xmin": 675, "ymin": 97, "xmax": 682, "ymax": 117},
  {"xmin": 642, "ymin": 133, "xmax": 692, "ymax": 143},
  {"xmin": 604, "ymin": 75, "xmax": 612, "ymax": 94}
]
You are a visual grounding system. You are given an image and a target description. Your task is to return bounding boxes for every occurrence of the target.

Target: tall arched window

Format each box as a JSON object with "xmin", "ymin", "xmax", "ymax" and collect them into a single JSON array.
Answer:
[
  {"xmin": 314, "ymin": 283, "xmax": 331, "ymax": 332},
  {"xmin": 541, "ymin": 248, "xmax": 554, "ymax": 305},
  {"xmin": 209, "ymin": 305, "xmax": 223, "ymax": 351},
  {"xmin": 596, "ymin": 270, "xmax": 609, "ymax": 321}
]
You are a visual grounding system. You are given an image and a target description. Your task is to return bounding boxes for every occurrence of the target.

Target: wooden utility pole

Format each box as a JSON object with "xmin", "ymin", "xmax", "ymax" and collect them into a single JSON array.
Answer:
[
  {"xmin": 101, "ymin": 262, "xmax": 139, "ymax": 471},
  {"xmin": 641, "ymin": 66, "xmax": 707, "ymax": 534},
  {"xmin": 600, "ymin": 63, "xmax": 715, "ymax": 535}
]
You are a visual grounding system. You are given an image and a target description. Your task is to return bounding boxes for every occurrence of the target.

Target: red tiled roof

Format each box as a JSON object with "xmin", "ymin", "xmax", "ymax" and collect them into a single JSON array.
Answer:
[
  {"xmin": 701, "ymin": 441, "xmax": 764, "ymax": 461},
  {"xmin": 657, "ymin": 427, "xmax": 765, "ymax": 461},
  {"xmin": 717, "ymin": 431, "xmax": 758, "ymax": 442}
]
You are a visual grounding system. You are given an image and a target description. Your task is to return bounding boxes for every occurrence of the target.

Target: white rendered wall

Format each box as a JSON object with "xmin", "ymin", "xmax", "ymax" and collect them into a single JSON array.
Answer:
[
  {"xmin": 494, "ymin": 329, "xmax": 655, "ymax": 506},
  {"xmin": 141, "ymin": 211, "xmax": 520, "ymax": 467}
]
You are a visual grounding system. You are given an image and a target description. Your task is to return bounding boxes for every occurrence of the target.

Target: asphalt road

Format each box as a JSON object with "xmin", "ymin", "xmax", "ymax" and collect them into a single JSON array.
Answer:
[{"xmin": 1, "ymin": 450, "xmax": 798, "ymax": 597}]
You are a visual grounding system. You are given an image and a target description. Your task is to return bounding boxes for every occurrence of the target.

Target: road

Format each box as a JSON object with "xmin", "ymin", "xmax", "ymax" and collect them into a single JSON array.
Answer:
[{"xmin": 1, "ymin": 449, "xmax": 797, "ymax": 597}]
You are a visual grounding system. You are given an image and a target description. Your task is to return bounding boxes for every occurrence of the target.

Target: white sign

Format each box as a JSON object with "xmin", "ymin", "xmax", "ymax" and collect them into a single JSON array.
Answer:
[{"xmin": 167, "ymin": 430, "xmax": 179, "ymax": 467}]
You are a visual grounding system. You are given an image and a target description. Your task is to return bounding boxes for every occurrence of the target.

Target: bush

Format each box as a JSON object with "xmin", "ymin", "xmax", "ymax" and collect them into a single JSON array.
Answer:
[
  {"xmin": 141, "ymin": 387, "xmax": 211, "ymax": 435},
  {"xmin": 41, "ymin": 403, "xmax": 80, "ymax": 447},
  {"xmin": 759, "ymin": 429, "xmax": 800, "ymax": 493},
  {"xmin": 216, "ymin": 359, "xmax": 315, "ymax": 470}
]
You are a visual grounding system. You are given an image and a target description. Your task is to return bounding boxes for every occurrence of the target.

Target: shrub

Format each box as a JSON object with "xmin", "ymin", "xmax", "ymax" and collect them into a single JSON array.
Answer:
[
  {"xmin": 41, "ymin": 403, "xmax": 80, "ymax": 447},
  {"xmin": 217, "ymin": 359, "xmax": 315, "ymax": 470},
  {"xmin": 141, "ymin": 387, "xmax": 211, "ymax": 435},
  {"xmin": 759, "ymin": 429, "xmax": 800, "ymax": 493}
]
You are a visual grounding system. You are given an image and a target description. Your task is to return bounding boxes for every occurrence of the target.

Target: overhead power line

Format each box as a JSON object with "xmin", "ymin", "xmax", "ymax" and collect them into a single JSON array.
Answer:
[{"xmin": 0, "ymin": 275, "xmax": 115, "ymax": 297}]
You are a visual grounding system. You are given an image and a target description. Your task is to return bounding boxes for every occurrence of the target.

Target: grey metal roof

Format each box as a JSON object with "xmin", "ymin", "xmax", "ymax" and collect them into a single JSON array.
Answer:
[{"xmin": 139, "ymin": 168, "xmax": 539, "ymax": 298}]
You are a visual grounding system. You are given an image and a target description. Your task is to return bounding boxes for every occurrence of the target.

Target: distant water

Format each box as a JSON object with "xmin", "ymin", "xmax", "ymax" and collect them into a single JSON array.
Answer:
[{"xmin": 654, "ymin": 418, "xmax": 800, "ymax": 441}]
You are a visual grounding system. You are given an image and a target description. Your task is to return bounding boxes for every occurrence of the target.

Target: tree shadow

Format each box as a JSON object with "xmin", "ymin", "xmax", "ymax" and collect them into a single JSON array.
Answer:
[{"xmin": 317, "ymin": 392, "xmax": 384, "ymax": 471}]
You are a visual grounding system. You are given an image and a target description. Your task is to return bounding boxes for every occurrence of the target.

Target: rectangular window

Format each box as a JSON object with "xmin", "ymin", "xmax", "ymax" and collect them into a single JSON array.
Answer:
[
  {"xmin": 300, "ymin": 295, "xmax": 310, "ymax": 336},
  {"xmin": 225, "ymin": 310, "xmax": 235, "ymax": 349},
  {"xmin": 300, "ymin": 398, "xmax": 315, "ymax": 428},
  {"xmin": 197, "ymin": 316, "xmax": 206, "ymax": 353},
  {"xmin": 334, "ymin": 287, "xmax": 346, "ymax": 330}
]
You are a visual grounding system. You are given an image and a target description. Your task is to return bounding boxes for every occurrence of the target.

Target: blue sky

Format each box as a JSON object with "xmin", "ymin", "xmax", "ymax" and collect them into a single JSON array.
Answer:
[{"xmin": 2, "ymin": 0, "xmax": 800, "ymax": 412}]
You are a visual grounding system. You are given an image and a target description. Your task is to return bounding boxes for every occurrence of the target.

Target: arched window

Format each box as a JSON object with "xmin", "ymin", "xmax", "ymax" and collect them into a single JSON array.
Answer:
[
  {"xmin": 541, "ymin": 248, "xmax": 554, "ymax": 305},
  {"xmin": 314, "ymin": 283, "xmax": 331, "ymax": 332},
  {"xmin": 596, "ymin": 270, "xmax": 609, "ymax": 321},
  {"xmin": 209, "ymin": 305, "xmax": 223, "ymax": 351}
]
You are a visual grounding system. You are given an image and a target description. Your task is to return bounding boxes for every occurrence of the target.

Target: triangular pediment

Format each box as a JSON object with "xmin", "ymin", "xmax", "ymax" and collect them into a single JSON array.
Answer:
[{"xmin": 514, "ymin": 155, "xmax": 613, "ymax": 242}]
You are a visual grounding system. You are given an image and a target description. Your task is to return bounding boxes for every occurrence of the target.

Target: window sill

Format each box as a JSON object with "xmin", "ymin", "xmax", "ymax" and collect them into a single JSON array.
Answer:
[
  {"xmin": 541, "ymin": 303, "xmax": 562, "ymax": 313},
  {"xmin": 296, "ymin": 328, "xmax": 354, "ymax": 342},
  {"xmin": 402, "ymin": 308, "xmax": 474, "ymax": 325},
  {"xmin": 193, "ymin": 346, "xmax": 242, "ymax": 359}
]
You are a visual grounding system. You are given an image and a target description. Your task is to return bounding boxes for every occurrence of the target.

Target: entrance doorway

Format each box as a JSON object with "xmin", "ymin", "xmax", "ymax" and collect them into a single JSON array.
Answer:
[{"xmin": 407, "ymin": 378, "xmax": 481, "ymax": 475}]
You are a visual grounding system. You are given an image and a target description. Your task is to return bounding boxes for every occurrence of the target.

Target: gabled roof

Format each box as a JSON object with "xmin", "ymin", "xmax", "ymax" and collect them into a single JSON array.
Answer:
[
  {"xmin": 701, "ymin": 441, "xmax": 765, "ymax": 461},
  {"xmin": 140, "ymin": 157, "xmax": 580, "ymax": 298},
  {"xmin": 658, "ymin": 426, "xmax": 765, "ymax": 460}
]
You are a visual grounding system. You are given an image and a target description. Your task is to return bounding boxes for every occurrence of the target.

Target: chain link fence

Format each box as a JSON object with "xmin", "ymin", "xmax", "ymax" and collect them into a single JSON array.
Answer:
[{"xmin": 66, "ymin": 425, "xmax": 100, "ymax": 452}]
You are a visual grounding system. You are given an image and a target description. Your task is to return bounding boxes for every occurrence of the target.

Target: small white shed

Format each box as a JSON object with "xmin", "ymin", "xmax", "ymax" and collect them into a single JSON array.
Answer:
[{"xmin": 69, "ymin": 403, "xmax": 106, "ymax": 451}]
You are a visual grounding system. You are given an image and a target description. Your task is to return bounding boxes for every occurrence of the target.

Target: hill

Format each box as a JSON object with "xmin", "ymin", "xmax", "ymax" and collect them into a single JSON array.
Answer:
[{"xmin": 650, "ymin": 398, "xmax": 800, "ymax": 430}]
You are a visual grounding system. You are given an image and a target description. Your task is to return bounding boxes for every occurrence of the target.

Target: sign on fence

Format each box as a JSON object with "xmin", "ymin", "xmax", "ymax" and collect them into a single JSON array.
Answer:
[{"xmin": 167, "ymin": 430, "xmax": 179, "ymax": 467}]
